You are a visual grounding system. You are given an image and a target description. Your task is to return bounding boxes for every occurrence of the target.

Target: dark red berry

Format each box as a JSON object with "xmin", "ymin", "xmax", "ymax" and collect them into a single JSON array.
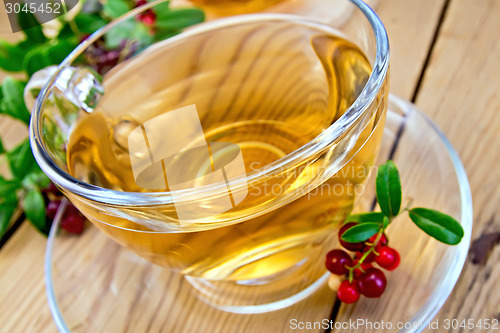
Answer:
[
  {"xmin": 357, "ymin": 267, "xmax": 387, "ymax": 298},
  {"xmin": 45, "ymin": 182, "xmax": 62, "ymax": 195},
  {"xmin": 61, "ymin": 205, "xmax": 86, "ymax": 234},
  {"xmin": 337, "ymin": 280, "xmax": 360, "ymax": 304},
  {"xmin": 339, "ymin": 222, "xmax": 365, "ymax": 251},
  {"xmin": 61, "ymin": 214, "xmax": 85, "ymax": 234},
  {"xmin": 136, "ymin": 0, "xmax": 147, "ymax": 6},
  {"xmin": 375, "ymin": 246, "xmax": 400, "ymax": 270},
  {"xmin": 46, "ymin": 200, "xmax": 61, "ymax": 220},
  {"xmin": 326, "ymin": 249, "xmax": 353, "ymax": 275}
]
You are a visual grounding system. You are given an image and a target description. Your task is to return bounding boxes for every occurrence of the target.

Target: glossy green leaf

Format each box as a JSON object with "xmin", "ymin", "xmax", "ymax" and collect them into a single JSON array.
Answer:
[
  {"xmin": 23, "ymin": 44, "xmax": 53, "ymax": 77},
  {"xmin": 376, "ymin": 160, "xmax": 402, "ymax": 217},
  {"xmin": 0, "ymin": 177, "xmax": 21, "ymax": 199},
  {"xmin": 23, "ymin": 39, "xmax": 78, "ymax": 76},
  {"xmin": 103, "ymin": 0, "xmax": 131, "ymax": 19},
  {"xmin": 0, "ymin": 77, "xmax": 31, "ymax": 124},
  {"xmin": 409, "ymin": 208, "xmax": 464, "ymax": 245},
  {"xmin": 47, "ymin": 38, "xmax": 79, "ymax": 63},
  {"xmin": 21, "ymin": 166, "xmax": 51, "ymax": 189},
  {"xmin": 0, "ymin": 137, "xmax": 4, "ymax": 154},
  {"xmin": 75, "ymin": 14, "xmax": 108, "ymax": 34},
  {"xmin": 18, "ymin": 11, "xmax": 47, "ymax": 44},
  {"xmin": 104, "ymin": 19, "xmax": 153, "ymax": 49},
  {"xmin": 345, "ymin": 212, "xmax": 385, "ymax": 224},
  {"xmin": 155, "ymin": 8, "xmax": 205, "ymax": 32},
  {"xmin": 0, "ymin": 194, "xmax": 17, "ymax": 238},
  {"xmin": 23, "ymin": 188, "xmax": 48, "ymax": 235},
  {"xmin": 6, "ymin": 139, "xmax": 37, "ymax": 179},
  {"xmin": 0, "ymin": 41, "xmax": 27, "ymax": 72},
  {"xmin": 340, "ymin": 222, "xmax": 380, "ymax": 243}
]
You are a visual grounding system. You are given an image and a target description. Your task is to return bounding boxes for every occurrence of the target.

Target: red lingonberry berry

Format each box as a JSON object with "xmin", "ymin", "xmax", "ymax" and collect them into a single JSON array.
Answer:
[
  {"xmin": 46, "ymin": 200, "xmax": 61, "ymax": 220},
  {"xmin": 337, "ymin": 280, "xmax": 360, "ymax": 304},
  {"xmin": 339, "ymin": 222, "xmax": 365, "ymax": 251},
  {"xmin": 135, "ymin": 0, "xmax": 147, "ymax": 7},
  {"xmin": 61, "ymin": 205, "xmax": 86, "ymax": 234},
  {"xmin": 45, "ymin": 182, "xmax": 62, "ymax": 196},
  {"xmin": 357, "ymin": 267, "xmax": 387, "ymax": 298},
  {"xmin": 326, "ymin": 249, "xmax": 353, "ymax": 275},
  {"xmin": 138, "ymin": 11, "xmax": 156, "ymax": 25},
  {"xmin": 375, "ymin": 246, "xmax": 400, "ymax": 270}
]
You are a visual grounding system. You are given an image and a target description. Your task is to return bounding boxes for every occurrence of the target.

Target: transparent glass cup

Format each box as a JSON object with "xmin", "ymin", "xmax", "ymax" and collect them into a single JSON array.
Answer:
[{"xmin": 29, "ymin": 0, "xmax": 389, "ymax": 313}]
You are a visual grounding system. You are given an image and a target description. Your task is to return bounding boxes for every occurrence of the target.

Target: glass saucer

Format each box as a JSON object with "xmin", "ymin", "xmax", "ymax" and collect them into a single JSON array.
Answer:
[{"xmin": 45, "ymin": 95, "xmax": 472, "ymax": 332}]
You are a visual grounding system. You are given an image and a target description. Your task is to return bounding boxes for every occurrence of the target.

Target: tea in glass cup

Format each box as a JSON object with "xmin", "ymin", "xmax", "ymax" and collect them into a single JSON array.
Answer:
[{"xmin": 30, "ymin": 0, "xmax": 389, "ymax": 313}]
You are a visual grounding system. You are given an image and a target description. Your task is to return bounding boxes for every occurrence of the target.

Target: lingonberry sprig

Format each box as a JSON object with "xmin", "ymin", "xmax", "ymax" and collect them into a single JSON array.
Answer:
[{"xmin": 326, "ymin": 160, "xmax": 465, "ymax": 303}]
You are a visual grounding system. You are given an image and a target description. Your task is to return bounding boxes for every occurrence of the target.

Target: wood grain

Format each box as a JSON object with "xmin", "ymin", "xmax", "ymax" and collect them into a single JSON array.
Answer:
[
  {"xmin": 415, "ymin": 0, "xmax": 500, "ymax": 330},
  {"xmin": 0, "ymin": 223, "xmax": 57, "ymax": 333},
  {"xmin": 0, "ymin": 0, "xmax": 468, "ymax": 332},
  {"xmin": 376, "ymin": 0, "xmax": 446, "ymax": 100}
]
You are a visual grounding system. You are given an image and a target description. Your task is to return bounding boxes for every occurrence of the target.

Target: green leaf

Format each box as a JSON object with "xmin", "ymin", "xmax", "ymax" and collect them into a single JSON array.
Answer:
[
  {"xmin": 345, "ymin": 212, "xmax": 385, "ymax": 224},
  {"xmin": 23, "ymin": 44, "xmax": 53, "ymax": 77},
  {"xmin": 376, "ymin": 160, "xmax": 402, "ymax": 217},
  {"xmin": 0, "ymin": 41, "xmax": 27, "ymax": 72},
  {"xmin": 75, "ymin": 14, "xmax": 108, "ymax": 34},
  {"xmin": 23, "ymin": 39, "xmax": 79, "ymax": 76},
  {"xmin": 23, "ymin": 188, "xmax": 48, "ymax": 235},
  {"xmin": 105, "ymin": 19, "xmax": 153, "ymax": 49},
  {"xmin": 6, "ymin": 139, "xmax": 37, "ymax": 179},
  {"xmin": 0, "ymin": 77, "xmax": 31, "ymax": 124},
  {"xmin": 155, "ymin": 8, "xmax": 205, "ymax": 32},
  {"xmin": 21, "ymin": 166, "xmax": 50, "ymax": 189},
  {"xmin": 409, "ymin": 208, "xmax": 464, "ymax": 245},
  {"xmin": 47, "ymin": 38, "xmax": 79, "ymax": 64},
  {"xmin": 341, "ymin": 222, "xmax": 380, "ymax": 243},
  {"xmin": 18, "ymin": 11, "xmax": 47, "ymax": 45},
  {"xmin": 0, "ymin": 137, "xmax": 4, "ymax": 154},
  {"xmin": 103, "ymin": 0, "xmax": 131, "ymax": 19},
  {"xmin": 0, "ymin": 177, "xmax": 21, "ymax": 199},
  {"xmin": 57, "ymin": 23, "xmax": 75, "ymax": 40},
  {"xmin": 0, "ymin": 195, "xmax": 18, "ymax": 238}
]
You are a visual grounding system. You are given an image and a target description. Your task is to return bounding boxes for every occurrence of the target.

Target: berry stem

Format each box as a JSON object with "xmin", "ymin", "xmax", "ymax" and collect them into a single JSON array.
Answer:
[{"xmin": 346, "ymin": 226, "xmax": 387, "ymax": 283}]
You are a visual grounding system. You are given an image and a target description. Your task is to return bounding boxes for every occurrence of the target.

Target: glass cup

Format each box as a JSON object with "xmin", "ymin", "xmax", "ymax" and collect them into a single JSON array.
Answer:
[{"xmin": 29, "ymin": 0, "xmax": 389, "ymax": 313}]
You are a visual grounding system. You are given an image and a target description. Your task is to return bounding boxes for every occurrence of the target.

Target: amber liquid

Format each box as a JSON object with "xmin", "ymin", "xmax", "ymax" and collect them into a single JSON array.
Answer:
[
  {"xmin": 66, "ymin": 19, "xmax": 385, "ymax": 281},
  {"xmin": 189, "ymin": 0, "xmax": 286, "ymax": 16}
]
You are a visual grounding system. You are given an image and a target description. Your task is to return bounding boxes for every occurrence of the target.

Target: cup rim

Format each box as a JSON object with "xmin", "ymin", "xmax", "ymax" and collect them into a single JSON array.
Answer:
[{"xmin": 30, "ymin": 0, "xmax": 389, "ymax": 206}]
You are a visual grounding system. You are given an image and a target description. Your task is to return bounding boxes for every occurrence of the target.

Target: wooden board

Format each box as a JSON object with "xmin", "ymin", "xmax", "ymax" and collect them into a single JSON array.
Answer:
[
  {"xmin": 415, "ymin": 0, "xmax": 500, "ymax": 330},
  {"xmin": 0, "ymin": 0, "xmax": 473, "ymax": 332}
]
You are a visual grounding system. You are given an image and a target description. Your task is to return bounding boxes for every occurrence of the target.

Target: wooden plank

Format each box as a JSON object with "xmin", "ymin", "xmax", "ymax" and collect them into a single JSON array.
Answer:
[
  {"xmin": 0, "ymin": 223, "xmax": 57, "ymax": 333},
  {"xmin": 336, "ymin": 0, "xmax": 500, "ymax": 331},
  {"xmin": 376, "ymin": 0, "xmax": 446, "ymax": 99},
  {"xmin": 0, "ymin": 1, "xmax": 446, "ymax": 332},
  {"xmin": 413, "ymin": 0, "xmax": 500, "ymax": 330}
]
